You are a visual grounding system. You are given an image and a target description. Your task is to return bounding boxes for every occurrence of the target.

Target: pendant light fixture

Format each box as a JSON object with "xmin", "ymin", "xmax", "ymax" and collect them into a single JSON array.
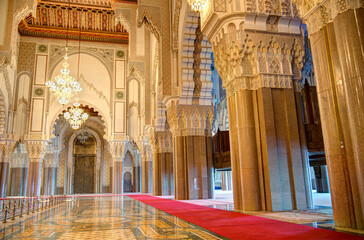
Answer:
[{"xmin": 45, "ymin": 0, "xmax": 82, "ymax": 105}]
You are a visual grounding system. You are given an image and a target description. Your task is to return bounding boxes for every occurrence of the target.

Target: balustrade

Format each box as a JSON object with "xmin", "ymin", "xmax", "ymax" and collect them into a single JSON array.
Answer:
[{"xmin": 0, "ymin": 195, "xmax": 69, "ymax": 223}]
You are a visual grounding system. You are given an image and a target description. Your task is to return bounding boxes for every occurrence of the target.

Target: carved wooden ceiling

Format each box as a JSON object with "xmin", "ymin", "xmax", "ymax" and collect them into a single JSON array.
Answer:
[{"xmin": 18, "ymin": 0, "xmax": 136, "ymax": 44}]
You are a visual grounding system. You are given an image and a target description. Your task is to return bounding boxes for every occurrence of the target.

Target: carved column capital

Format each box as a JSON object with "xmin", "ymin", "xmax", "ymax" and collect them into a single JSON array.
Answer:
[
  {"xmin": 213, "ymin": 33, "xmax": 304, "ymax": 96},
  {"xmin": 166, "ymin": 103, "xmax": 214, "ymax": 137},
  {"xmin": 24, "ymin": 140, "xmax": 47, "ymax": 162},
  {"xmin": 148, "ymin": 127, "xmax": 172, "ymax": 153},
  {"xmin": 108, "ymin": 141, "xmax": 126, "ymax": 162},
  {"xmin": 0, "ymin": 140, "xmax": 16, "ymax": 163}
]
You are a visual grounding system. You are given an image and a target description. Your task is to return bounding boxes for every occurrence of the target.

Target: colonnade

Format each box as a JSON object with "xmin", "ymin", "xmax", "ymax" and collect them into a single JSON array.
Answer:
[{"xmin": 199, "ymin": 0, "xmax": 363, "ymax": 231}]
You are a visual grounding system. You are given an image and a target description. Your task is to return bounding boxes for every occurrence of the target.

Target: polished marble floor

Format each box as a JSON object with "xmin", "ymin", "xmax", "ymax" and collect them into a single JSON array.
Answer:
[{"xmin": 1, "ymin": 196, "xmax": 227, "ymax": 240}]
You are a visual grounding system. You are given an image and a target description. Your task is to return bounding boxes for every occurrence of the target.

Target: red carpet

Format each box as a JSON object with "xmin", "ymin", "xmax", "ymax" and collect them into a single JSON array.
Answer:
[{"xmin": 128, "ymin": 195, "xmax": 363, "ymax": 240}]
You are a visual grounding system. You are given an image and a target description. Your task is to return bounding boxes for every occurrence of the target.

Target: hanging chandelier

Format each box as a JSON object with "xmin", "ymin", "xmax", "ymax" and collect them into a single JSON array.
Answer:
[
  {"xmin": 45, "ymin": 0, "xmax": 82, "ymax": 105},
  {"xmin": 77, "ymin": 126, "xmax": 89, "ymax": 144},
  {"xmin": 46, "ymin": 50, "xmax": 82, "ymax": 105},
  {"xmin": 187, "ymin": 0, "xmax": 207, "ymax": 12},
  {"xmin": 64, "ymin": 102, "xmax": 88, "ymax": 130}
]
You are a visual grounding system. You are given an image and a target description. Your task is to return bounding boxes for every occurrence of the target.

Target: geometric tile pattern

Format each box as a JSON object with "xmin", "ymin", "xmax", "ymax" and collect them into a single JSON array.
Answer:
[{"xmin": 3, "ymin": 196, "xmax": 227, "ymax": 239}]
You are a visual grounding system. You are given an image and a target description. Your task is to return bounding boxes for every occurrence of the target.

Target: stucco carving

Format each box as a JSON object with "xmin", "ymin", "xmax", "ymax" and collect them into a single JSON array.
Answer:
[
  {"xmin": 166, "ymin": 103, "xmax": 214, "ymax": 137},
  {"xmin": 0, "ymin": 140, "xmax": 16, "ymax": 162},
  {"xmin": 24, "ymin": 140, "xmax": 47, "ymax": 161},
  {"xmin": 109, "ymin": 141, "xmax": 127, "ymax": 161},
  {"xmin": 49, "ymin": 45, "xmax": 114, "ymax": 73},
  {"xmin": 213, "ymin": 33, "xmax": 304, "ymax": 96},
  {"xmin": 10, "ymin": 1, "xmax": 37, "ymax": 67}
]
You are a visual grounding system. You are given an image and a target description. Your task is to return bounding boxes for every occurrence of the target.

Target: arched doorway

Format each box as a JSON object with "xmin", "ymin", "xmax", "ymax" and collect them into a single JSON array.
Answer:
[
  {"xmin": 73, "ymin": 135, "xmax": 96, "ymax": 194},
  {"xmin": 123, "ymin": 172, "xmax": 132, "ymax": 192},
  {"xmin": 122, "ymin": 150, "xmax": 141, "ymax": 193}
]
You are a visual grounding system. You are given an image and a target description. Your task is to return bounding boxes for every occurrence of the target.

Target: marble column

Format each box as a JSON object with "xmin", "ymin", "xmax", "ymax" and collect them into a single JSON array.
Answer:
[
  {"xmin": 24, "ymin": 140, "xmax": 47, "ymax": 196},
  {"xmin": 113, "ymin": 160, "xmax": 123, "ymax": 194},
  {"xmin": 139, "ymin": 144, "xmax": 148, "ymax": 193},
  {"xmin": 109, "ymin": 141, "xmax": 126, "ymax": 194},
  {"xmin": 166, "ymin": 104, "xmax": 214, "ymax": 200},
  {"xmin": 227, "ymin": 171, "xmax": 232, "ymax": 190},
  {"xmin": 149, "ymin": 129, "xmax": 174, "ymax": 196},
  {"xmin": 141, "ymin": 156, "xmax": 150, "ymax": 193},
  {"xmin": 0, "ymin": 162, "xmax": 9, "ymax": 197},
  {"xmin": 221, "ymin": 171, "xmax": 227, "ymax": 191},
  {"xmin": 152, "ymin": 150, "xmax": 161, "ymax": 195},
  {"xmin": 152, "ymin": 151, "xmax": 174, "ymax": 196},
  {"xmin": 200, "ymin": 20, "xmax": 310, "ymax": 211},
  {"xmin": 42, "ymin": 149, "xmax": 59, "ymax": 195},
  {"xmin": 0, "ymin": 141, "xmax": 15, "ymax": 197},
  {"xmin": 140, "ymin": 145, "xmax": 153, "ymax": 194},
  {"xmin": 308, "ymin": 7, "xmax": 364, "ymax": 230}
]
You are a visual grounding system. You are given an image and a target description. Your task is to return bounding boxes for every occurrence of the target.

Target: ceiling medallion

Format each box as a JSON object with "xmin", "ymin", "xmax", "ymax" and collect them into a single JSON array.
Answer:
[
  {"xmin": 64, "ymin": 102, "xmax": 88, "ymax": 130},
  {"xmin": 187, "ymin": 0, "xmax": 207, "ymax": 12}
]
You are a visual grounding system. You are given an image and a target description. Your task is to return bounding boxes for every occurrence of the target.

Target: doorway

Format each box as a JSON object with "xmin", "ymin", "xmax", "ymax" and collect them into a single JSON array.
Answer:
[
  {"xmin": 123, "ymin": 172, "xmax": 132, "ymax": 192},
  {"xmin": 74, "ymin": 156, "xmax": 95, "ymax": 193},
  {"xmin": 73, "ymin": 135, "xmax": 96, "ymax": 194}
]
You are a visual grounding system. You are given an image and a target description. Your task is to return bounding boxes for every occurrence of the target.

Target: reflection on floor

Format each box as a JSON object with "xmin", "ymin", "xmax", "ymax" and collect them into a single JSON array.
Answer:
[
  {"xmin": 176, "ymin": 190, "xmax": 336, "ymax": 231},
  {"xmin": 2, "ymin": 196, "xmax": 227, "ymax": 240},
  {"xmin": 312, "ymin": 190, "xmax": 332, "ymax": 207}
]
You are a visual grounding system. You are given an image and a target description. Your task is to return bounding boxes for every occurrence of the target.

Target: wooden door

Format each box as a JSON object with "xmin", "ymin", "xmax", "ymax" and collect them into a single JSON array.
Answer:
[{"xmin": 74, "ymin": 156, "xmax": 95, "ymax": 193}]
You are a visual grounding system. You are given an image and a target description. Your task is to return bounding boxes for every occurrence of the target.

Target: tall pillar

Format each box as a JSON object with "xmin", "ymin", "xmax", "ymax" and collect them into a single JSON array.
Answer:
[
  {"xmin": 109, "ymin": 141, "xmax": 126, "ymax": 194},
  {"xmin": 42, "ymin": 149, "xmax": 59, "ymax": 195},
  {"xmin": 140, "ymin": 144, "xmax": 152, "ymax": 194},
  {"xmin": 303, "ymin": 3, "xmax": 364, "ymax": 230},
  {"xmin": 24, "ymin": 140, "xmax": 47, "ymax": 196},
  {"xmin": 149, "ymin": 129, "xmax": 174, "ymax": 196},
  {"xmin": 141, "ymin": 154, "xmax": 153, "ymax": 193},
  {"xmin": 166, "ymin": 104, "xmax": 214, "ymax": 200},
  {"xmin": 221, "ymin": 171, "xmax": 227, "ymax": 191},
  {"xmin": 0, "ymin": 141, "xmax": 15, "ymax": 197},
  {"xmin": 200, "ymin": 5, "xmax": 309, "ymax": 211}
]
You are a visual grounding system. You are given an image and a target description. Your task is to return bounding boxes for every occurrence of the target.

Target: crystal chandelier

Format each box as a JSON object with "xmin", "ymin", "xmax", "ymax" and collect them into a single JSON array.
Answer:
[
  {"xmin": 45, "ymin": 0, "xmax": 82, "ymax": 105},
  {"xmin": 187, "ymin": 0, "xmax": 207, "ymax": 12},
  {"xmin": 77, "ymin": 126, "xmax": 89, "ymax": 144},
  {"xmin": 64, "ymin": 102, "xmax": 88, "ymax": 130},
  {"xmin": 46, "ymin": 50, "xmax": 82, "ymax": 105}
]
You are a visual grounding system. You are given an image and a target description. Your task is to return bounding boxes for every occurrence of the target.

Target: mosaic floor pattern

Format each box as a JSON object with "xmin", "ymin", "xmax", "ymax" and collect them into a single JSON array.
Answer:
[{"xmin": 0, "ymin": 196, "xmax": 227, "ymax": 240}]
